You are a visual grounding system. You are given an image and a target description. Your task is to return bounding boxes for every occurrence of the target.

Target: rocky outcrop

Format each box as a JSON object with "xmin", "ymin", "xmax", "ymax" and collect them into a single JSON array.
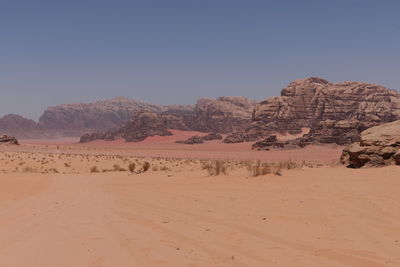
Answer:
[
  {"xmin": 0, "ymin": 134, "xmax": 19, "ymax": 145},
  {"xmin": 340, "ymin": 120, "xmax": 400, "ymax": 168},
  {"xmin": 0, "ymin": 114, "xmax": 42, "ymax": 139},
  {"xmin": 193, "ymin": 97, "xmax": 256, "ymax": 133},
  {"xmin": 80, "ymin": 111, "xmax": 172, "ymax": 143},
  {"xmin": 176, "ymin": 133, "xmax": 223, "ymax": 144},
  {"xmin": 39, "ymin": 97, "xmax": 169, "ymax": 136},
  {"xmin": 233, "ymin": 77, "xmax": 400, "ymax": 145},
  {"xmin": 39, "ymin": 96, "xmax": 255, "ymax": 137}
]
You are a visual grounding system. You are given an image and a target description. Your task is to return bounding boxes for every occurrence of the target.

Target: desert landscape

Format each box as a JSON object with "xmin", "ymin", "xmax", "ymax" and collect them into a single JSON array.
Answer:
[
  {"xmin": 2, "ymin": 1, "xmax": 400, "ymax": 266},
  {"xmin": 1, "ymin": 77, "xmax": 400, "ymax": 266},
  {"xmin": 1, "ymin": 123, "xmax": 400, "ymax": 266}
]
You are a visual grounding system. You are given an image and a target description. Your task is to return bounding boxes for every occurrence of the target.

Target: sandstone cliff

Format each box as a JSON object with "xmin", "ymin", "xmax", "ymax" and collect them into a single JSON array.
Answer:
[
  {"xmin": 80, "ymin": 111, "xmax": 172, "ymax": 143},
  {"xmin": 226, "ymin": 77, "xmax": 400, "ymax": 145},
  {"xmin": 193, "ymin": 97, "xmax": 256, "ymax": 133},
  {"xmin": 39, "ymin": 97, "xmax": 167, "ymax": 135},
  {"xmin": 0, "ymin": 114, "xmax": 42, "ymax": 139},
  {"xmin": 41, "ymin": 96, "xmax": 254, "ymax": 137}
]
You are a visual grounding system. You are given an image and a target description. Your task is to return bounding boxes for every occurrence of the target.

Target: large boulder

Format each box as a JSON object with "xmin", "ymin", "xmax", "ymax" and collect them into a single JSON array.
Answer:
[
  {"xmin": 0, "ymin": 134, "xmax": 19, "ymax": 145},
  {"xmin": 341, "ymin": 120, "xmax": 400, "ymax": 168}
]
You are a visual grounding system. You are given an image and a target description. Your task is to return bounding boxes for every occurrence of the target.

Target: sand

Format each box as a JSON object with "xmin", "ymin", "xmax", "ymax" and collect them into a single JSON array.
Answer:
[{"xmin": 0, "ymin": 136, "xmax": 399, "ymax": 266}]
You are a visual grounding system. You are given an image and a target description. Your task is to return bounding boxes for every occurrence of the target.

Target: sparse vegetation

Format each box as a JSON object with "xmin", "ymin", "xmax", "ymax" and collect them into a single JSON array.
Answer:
[
  {"xmin": 90, "ymin": 166, "xmax": 99, "ymax": 173},
  {"xmin": 201, "ymin": 160, "xmax": 228, "ymax": 176},
  {"xmin": 128, "ymin": 162, "xmax": 136, "ymax": 173}
]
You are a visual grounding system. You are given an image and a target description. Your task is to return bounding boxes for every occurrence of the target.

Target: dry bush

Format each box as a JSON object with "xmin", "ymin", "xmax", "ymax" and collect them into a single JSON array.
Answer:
[
  {"xmin": 22, "ymin": 166, "xmax": 38, "ymax": 173},
  {"xmin": 247, "ymin": 160, "xmax": 272, "ymax": 177},
  {"xmin": 128, "ymin": 162, "xmax": 136, "ymax": 173},
  {"xmin": 90, "ymin": 166, "xmax": 99, "ymax": 173},
  {"xmin": 246, "ymin": 159, "xmax": 300, "ymax": 177},
  {"xmin": 152, "ymin": 165, "xmax": 159, "ymax": 171},
  {"xmin": 142, "ymin": 161, "xmax": 150, "ymax": 172},
  {"xmin": 160, "ymin": 165, "xmax": 170, "ymax": 171},
  {"xmin": 201, "ymin": 160, "xmax": 228, "ymax": 176},
  {"xmin": 113, "ymin": 164, "xmax": 127, "ymax": 172}
]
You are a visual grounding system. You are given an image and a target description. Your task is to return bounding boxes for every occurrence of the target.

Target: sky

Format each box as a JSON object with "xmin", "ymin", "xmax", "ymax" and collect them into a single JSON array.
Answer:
[{"xmin": 1, "ymin": 0, "xmax": 400, "ymax": 120}]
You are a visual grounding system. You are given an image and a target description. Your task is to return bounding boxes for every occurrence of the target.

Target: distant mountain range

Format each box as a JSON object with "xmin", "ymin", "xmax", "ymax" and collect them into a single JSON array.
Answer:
[{"xmin": 1, "ymin": 77, "xmax": 400, "ymax": 146}]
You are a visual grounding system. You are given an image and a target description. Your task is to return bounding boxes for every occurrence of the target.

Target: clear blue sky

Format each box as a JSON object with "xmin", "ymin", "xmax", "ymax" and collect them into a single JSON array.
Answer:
[{"xmin": 1, "ymin": 0, "xmax": 399, "ymax": 120}]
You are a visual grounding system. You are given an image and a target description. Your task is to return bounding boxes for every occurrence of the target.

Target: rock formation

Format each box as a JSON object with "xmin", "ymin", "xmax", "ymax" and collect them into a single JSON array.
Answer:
[
  {"xmin": 39, "ymin": 97, "xmax": 168, "ymax": 136},
  {"xmin": 40, "ymin": 96, "xmax": 254, "ymax": 137},
  {"xmin": 340, "ymin": 120, "xmax": 400, "ymax": 168},
  {"xmin": 80, "ymin": 111, "xmax": 172, "ymax": 143},
  {"xmin": 0, "ymin": 114, "xmax": 42, "ymax": 139},
  {"xmin": 0, "ymin": 134, "xmax": 19, "ymax": 145},
  {"xmin": 193, "ymin": 97, "xmax": 256, "ymax": 133},
  {"xmin": 226, "ymin": 77, "xmax": 400, "ymax": 145},
  {"xmin": 176, "ymin": 133, "xmax": 223, "ymax": 144}
]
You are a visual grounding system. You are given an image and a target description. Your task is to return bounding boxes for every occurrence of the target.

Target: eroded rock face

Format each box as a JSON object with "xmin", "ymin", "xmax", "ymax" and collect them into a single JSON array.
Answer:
[
  {"xmin": 176, "ymin": 133, "xmax": 223, "ymax": 144},
  {"xmin": 340, "ymin": 120, "xmax": 400, "ymax": 168},
  {"xmin": 40, "ymin": 96, "xmax": 255, "ymax": 136},
  {"xmin": 238, "ymin": 77, "xmax": 400, "ymax": 145},
  {"xmin": 0, "ymin": 134, "xmax": 19, "ymax": 145},
  {"xmin": 193, "ymin": 97, "xmax": 256, "ymax": 133},
  {"xmin": 80, "ymin": 111, "xmax": 172, "ymax": 143},
  {"xmin": 0, "ymin": 114, "xmax": 42, "ymax": 139},
  {"xmin": 39, "ymin": 97, "xmax": 168, "ymax": 135}
]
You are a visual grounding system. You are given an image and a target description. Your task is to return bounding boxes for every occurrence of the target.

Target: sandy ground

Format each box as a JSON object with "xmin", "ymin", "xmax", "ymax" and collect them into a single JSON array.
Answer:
[
  {"xmin": 0, "ymin": 134, "xmax": 399, "ymax": 266},
  {"xmin": 0, "ymin": 165, "xmax": 399, "ymax": 267}
]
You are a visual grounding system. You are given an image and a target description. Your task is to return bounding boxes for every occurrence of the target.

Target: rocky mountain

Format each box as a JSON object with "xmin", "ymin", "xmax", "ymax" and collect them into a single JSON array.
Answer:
[
  {"xmin": 341, "ymin": 120, "xmax": 400, "ymax": 168},
  {"xmin": 193, "ymin": 97, "xmax": 256, "ymax": 133},
  {"xmin": 0, "ymin": 114, "xmax": 42, "ymax": 139},
  {"xmin": 80, "ymin": 111, "xmax": 173, "ymax": 143},
  {"xmin": 79, "ymin": 96, "xmax": 255, "ymax": 143},
  {"xmin": 38, "ymin": 97, "xmax": 168, "ymax": 135},
  {"xmin": 225, "ymin": 77, "xmax": 400, "ymax": 145},
  {"xmin": 40, "ymin": 96, "xmax": 255, "ymax": 138}
]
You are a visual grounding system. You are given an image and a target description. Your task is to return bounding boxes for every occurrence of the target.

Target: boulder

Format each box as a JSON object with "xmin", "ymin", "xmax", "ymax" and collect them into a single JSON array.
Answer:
[
  {"xmin": 0, "ymin": 134, "xmax": 19, "ymax": 145},
  {"xmin": 340, "ymin": 120, "xmax": 400, "ymax": 168}
]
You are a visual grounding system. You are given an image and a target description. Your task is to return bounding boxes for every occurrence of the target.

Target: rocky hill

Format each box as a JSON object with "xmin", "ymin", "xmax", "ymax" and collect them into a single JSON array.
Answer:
[
  {"xmin": 80, "ymin": 111, "xmax": 173, "ymax": 143},
  {"xmin": 226, "ymin": 77, "xmax": 400, "ymax": 145},
  {"xmin": 38, "ymin": 97, "xmax": 168, "ymax": 135},
  {"xmin": 193, "ymin": 97, "xmax": 256, "ymax": 133},
  {"xmin": 0, "ymin": 114, "xmax": 42, "ymax": 139}
]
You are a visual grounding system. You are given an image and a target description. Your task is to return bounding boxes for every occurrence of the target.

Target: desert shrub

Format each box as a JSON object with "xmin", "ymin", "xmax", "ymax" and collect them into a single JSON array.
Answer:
[
  {"xmin": 113, "ymin": 164, "xmax": 127, "ymax": 172},
  {"xmin": 248, "ymin": 160, "xmax": 272, "ymax": 177},
  {"xmin": 128, "ymin": 162, "xmax": 136, "ymax": 173},
  {"xmin": 152, "ymin": 165, "xmax": 159, "ymax": 171},
  {"xmin": 201, "ymin": 160, "xmax": 228, "ymax": 176},
  {"xmin": 160, "ymin": 165, "xmax": 170, "ymax": 171},
  {"xmin": 90, "ymin": 166, "xmax": 99, "ymax": 173},
  {"xmin": 142, "ymin": 161, "xmax": 150, "ymax": 172},
  {"xmin": 22, "ymin": 166, "xmax": 37, "ymax": 173}
]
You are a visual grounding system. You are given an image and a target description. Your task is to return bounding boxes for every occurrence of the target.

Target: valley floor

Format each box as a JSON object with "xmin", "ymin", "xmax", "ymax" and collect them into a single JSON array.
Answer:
[{"xmin": 0, "ymin": 163, "xmax": 399, "ymax": 266}]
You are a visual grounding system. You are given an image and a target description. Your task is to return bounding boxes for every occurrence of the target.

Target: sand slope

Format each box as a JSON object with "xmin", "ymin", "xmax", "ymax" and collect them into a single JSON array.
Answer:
[{"xmin": 0, "ymin": 166, "xmax": 399, "ymax": 267}]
